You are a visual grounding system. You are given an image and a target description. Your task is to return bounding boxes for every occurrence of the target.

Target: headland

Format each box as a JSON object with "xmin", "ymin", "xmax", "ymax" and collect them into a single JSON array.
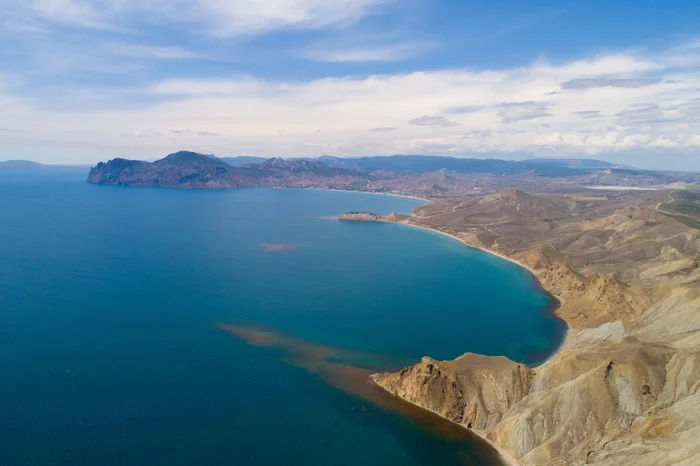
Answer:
[{"xmin": 341, "ymin": 186, "xmax": 700, "ymax": 466}]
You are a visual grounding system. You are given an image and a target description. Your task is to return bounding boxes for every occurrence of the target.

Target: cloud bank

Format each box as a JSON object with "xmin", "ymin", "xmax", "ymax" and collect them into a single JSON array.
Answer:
[
  {"xmin": 11, "ymin": 0, "xmax": 390, "ymax": 35},
  {"xmin": 2, "ymin": 35, "xmax": 700, "ymax": 169}
]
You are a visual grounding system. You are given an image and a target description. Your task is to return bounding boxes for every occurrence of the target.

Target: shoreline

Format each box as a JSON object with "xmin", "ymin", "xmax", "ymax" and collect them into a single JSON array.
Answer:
[
  {"xmin": 368, "ymin": 376, "xmax": 521, "ymax": 466},
  {"xmin": 381, "ymin": 220, "xmax": 572, "ymax": 366},
  {"xmin": 368, "ymin": 218, "xmax": 573, "ymax": 466},
  {"xmin": 305, "ymin": 187, "xmax": 430, "ymax": 203}
]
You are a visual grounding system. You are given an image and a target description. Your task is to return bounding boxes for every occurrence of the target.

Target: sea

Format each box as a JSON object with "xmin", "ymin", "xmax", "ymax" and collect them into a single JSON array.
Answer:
[{"xmin": 0, "ymin": 171, "xmax": 567, "ymax": 466}]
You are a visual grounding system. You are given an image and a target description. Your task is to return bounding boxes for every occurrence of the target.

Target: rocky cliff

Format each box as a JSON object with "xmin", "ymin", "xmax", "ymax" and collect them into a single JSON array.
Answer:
[
  {"xmin": 371, "ymin": 354, "xmax": 532, "ymax": 432},
  {"xmin": 373, "ymin": 189, "xmax": 700, "ymax": 465}
]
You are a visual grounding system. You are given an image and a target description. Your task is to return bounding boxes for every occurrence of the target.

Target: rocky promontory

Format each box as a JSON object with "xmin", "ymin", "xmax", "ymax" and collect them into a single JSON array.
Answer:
[{"xmin": 337, "ymin": 212, "xmax": 387, "ymax": 221}]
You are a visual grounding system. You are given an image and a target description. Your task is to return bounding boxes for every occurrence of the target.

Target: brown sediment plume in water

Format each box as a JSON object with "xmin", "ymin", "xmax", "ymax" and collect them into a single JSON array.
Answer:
[
  {"xmin": 219, "ymin": 324, "xmax": 342, "ymax": 362},
  {"xmin": 217, "ymin": 324, "xmax": 506, "ymax": 465},
  {"xmin": 259, "ymin": 243, "xmax": 306, "ymax": 251}
]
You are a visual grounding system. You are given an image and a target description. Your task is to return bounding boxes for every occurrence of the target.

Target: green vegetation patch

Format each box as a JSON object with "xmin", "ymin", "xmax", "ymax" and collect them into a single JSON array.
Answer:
[{"xmin": 659, "ymin": 190, "xmax": 700, "ymax": 229}]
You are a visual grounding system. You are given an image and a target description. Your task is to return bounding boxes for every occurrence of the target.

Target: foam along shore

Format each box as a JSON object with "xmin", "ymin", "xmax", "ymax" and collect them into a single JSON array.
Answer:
[{"xmin": 345, "ymin": 194, "xmax": 700, "ymax": 466}]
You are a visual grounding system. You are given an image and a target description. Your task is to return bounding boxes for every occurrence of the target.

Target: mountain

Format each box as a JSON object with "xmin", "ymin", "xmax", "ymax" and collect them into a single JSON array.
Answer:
[
  {"xmin": 219, "ymin": 156, "xmax": 269, "ymax": 167},
  {"xmin": 87, "ymin": 151, "xmax": 366, "ymax": 189},
  {"xmin": 0, "ymin": 160, "xmax": 90, "ymax": 172},
  {"xmin": 309, "ymin": 155, "xmax": 589, "ymax": 177},
  {"xmin": 252, "ymin": 157, "xmax": 365, "ymax": 178},
  {"xmin": 87, "ymin": 151, "xmax": 248, "ymax": 188},
  {"xmin": 220, "ymin": 155, "xmax": 594, "ymax": 177},
  {"xmin": 524, "ymin": 158, "xmax": 615, "ymax": 169}
]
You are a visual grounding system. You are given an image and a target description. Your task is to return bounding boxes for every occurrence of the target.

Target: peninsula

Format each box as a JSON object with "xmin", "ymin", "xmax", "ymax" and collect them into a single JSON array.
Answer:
[
  {"xmin": 338, "ymin": 212, "xmax": 389, "ymax": 222},
  {"xmin": 352, "ymin": 188, "xmax": 700, "ymax": 466}
]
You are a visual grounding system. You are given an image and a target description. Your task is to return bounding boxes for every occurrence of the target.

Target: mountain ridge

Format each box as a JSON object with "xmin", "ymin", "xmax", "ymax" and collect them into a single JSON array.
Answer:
[{"xmin": 87, "ymin": 151, "xmax": 367, "ymax": 189}]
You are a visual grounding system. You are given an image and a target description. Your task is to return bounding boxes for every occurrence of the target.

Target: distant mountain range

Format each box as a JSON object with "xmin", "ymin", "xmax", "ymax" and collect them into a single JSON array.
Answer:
[
  {"xmin": 86, "ymin": 151, "xmax": 652, "ymax": 195},
  {"xmin": 2, "ymin": 151, "xmax": 692, "ymax": 195},
  {"xmin": 219, "ymin": 156, "xmax": 269, "ymax": 167},
  {"xmin": 522, "ymin": 158, "xmax": 615, "ymax": 169},
  {"xmin": 220, "ymin": 154, "xmax": 615, "ymax": 176},
  {"xmin": 0, "ymin": 160, "xmax": 90, "ymax": 171}
]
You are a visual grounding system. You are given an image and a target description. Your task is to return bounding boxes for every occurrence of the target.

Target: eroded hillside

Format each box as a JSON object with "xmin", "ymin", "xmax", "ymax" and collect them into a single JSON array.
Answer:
[{"xmin": 373, "ymin": 188, "xmax": 700, "ymax": 465}]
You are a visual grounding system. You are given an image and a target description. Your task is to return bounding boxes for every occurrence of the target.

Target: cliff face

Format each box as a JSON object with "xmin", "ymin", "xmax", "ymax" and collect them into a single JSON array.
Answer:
[
  {"xmin": 489, "ymin": 344, "xmax": 673, "ymax": 465},
  {"xmin": 375, "ymin": 190, "xmax": 700, "ymax": 465},
  {"xmin": 87, "ymin": 153, "xmax": 261, "ymax": 188},
  {"xmin": 372, "ymin": 355, "xmax": 532, "ymax": 432}
]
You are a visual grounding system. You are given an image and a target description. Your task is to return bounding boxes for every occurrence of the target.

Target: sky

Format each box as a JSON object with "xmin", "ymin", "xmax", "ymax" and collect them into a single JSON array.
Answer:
[{"xmin": 2, "ymin": 0, "xmax": 700, "ymax": 170}]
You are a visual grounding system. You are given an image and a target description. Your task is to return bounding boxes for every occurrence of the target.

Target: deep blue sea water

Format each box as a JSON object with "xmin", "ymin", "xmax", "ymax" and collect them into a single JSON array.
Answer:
[{"xmin": 0, "ymin": 171, "xmax": 566, "ymax": 466}]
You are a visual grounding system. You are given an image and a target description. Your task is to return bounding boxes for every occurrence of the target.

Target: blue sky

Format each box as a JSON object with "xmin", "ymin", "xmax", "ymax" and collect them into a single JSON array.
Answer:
[{"xmin": 2, "ymin": 0, "xmax": 700, "ymax": 170}]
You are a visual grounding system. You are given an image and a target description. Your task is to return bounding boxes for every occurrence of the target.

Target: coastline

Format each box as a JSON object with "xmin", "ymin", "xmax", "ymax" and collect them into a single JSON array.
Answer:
[
  {"xmin": 366, "ymin": 218, "xmax": 573, "ymax": 466},
  {"xmin": 305, "ymin": 187, "xmax": 430, "ymax": 203},
  {"xmin": 389, "ymin": 221, "xmax": 572, "ymax": 353},
  {"xmin": 336, "ymin": 207, "xmax": 571, "ymax": 366}
]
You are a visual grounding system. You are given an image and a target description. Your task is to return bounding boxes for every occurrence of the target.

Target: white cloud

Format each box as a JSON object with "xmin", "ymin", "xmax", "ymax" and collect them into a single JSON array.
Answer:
[
  {"xmin": 153, "ymin": 77, "xmax": 263, "ymax": 96},
  {"xmin": 194, "ymin": 0, "xmax": 390, "ymax": 36},
  {"xmin": 3, "ymin": 40, "xmax": 700, "ymax": 168},
  {"xmin": 22, "ymin": 0, "xmax": 110, "ymax": 29},
  {"xmin": 409, "ymin": 116, "xmax": 460, "ymax": 127},
  {"xmin": 133, "ymin": 129, "xmax": 159, "ymax": 137},
  {"xmin": 171, "ymin": 127, "xmax": 220, "ymax": 136},
  {"xmin": 105, "ymin": 43, "xmax": 206, "ymax": 60},
  {"xmin": 300, "ymin": 41, "xmax": 433, "ymax": 63},
  {"xmin": 12, "ymin": 0, "xmax": 390, "ymax": 35},
  {"xmin": 497, "ymin": 102, "xmax": 552, "ymax": 123},
  {"xmin": 561, "ymin": 77, "xmax": 663, "ymax": 90}
]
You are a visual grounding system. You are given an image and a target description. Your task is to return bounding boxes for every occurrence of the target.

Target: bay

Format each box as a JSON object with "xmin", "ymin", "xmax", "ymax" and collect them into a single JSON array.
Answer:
[{"xmin": 0, "ymin": 171, "xmax": 566, "ymax": 465}]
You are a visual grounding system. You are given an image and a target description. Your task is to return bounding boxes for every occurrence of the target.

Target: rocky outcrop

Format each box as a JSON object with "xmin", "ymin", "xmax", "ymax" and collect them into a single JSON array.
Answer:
[
  {"xmin": 338, "ymin": 212, "xmax": 387, "ymax": 222},
  {"xmin": 371, "ymin": 354, "xmax": 532, "ymax": 432},
  {"xmin": 534, "ymin": 261, "xmax": 649, "ymax": 329}
]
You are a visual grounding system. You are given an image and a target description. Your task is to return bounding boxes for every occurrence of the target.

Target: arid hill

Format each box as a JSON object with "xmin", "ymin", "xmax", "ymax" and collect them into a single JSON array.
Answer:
[{"xmin": 373, "ymin": 188, "xmax": 700, "ymax": 466}]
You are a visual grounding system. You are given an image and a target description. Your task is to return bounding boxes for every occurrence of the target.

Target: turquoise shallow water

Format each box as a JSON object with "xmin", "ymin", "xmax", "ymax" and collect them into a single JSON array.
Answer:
[{"xmin": 0, "ymin": 171, "xmax": 566, "ymax": 465}]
